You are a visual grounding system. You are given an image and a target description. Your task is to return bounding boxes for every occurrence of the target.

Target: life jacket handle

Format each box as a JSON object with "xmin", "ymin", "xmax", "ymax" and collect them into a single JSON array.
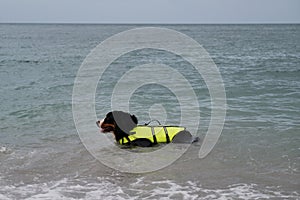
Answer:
[{"xmin": 144, "ymin": 119, "xmax": 161, "ymax": 126}]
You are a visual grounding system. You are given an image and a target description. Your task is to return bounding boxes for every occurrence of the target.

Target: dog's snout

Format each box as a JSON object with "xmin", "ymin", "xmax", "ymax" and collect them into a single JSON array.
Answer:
[
  {"xmin": 96, "ymin": 119, "xmax": 104, "ymax": 128},
  {"xmin": 96, "ymin": 120, "xmax": 100, "ymax": 127}
]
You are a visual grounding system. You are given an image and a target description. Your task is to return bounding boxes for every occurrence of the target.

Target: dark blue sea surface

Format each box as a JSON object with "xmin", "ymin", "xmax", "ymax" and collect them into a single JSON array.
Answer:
[{"xmin": 0, "ymin": 24, "xmax": 299, "ymax": 199}]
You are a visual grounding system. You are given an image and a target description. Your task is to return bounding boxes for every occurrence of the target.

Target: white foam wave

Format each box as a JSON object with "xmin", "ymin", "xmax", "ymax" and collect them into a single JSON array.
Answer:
[
  {"xmin": 0, "ymin": 146, "xmax": 8, "ymax": 154},
  {"xmin": 128, "ymin": 179, "xmax": 299, "ymax": 200},
  {"xmin": 0, "ymin": 177, "xmax": 298, "ymax": 200}
]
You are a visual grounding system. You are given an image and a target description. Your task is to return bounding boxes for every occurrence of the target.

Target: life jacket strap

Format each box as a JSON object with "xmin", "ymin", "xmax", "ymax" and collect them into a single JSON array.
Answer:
[
  {"xmin": 151, "ymin": 126, "xmax": 158, "ymax": 145},
  {"xmin": 163, "ymin": 126, "xmax": 170, "ymax": 143},
  {"xmin": 121, "ymin": 136, "xmax": 131, "ymax": 145}
]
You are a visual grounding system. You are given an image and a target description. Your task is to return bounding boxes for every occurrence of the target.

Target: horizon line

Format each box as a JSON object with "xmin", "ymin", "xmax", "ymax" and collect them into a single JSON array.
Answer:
[{"xmin": 1, "ymin": 21, "xmax": 300, "ymax": 25}]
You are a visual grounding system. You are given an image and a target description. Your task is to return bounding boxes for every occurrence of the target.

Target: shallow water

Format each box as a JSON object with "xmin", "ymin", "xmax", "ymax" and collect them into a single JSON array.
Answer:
[{"xmin": 0, "ymin": 24, "xmax": 299, "ymax": 199}]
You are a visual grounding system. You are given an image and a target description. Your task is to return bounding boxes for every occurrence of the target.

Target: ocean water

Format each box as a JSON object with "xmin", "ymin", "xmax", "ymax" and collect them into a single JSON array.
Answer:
[{"xmin": 0, "ymin": 24, "xmax": 299, "ymax": 199}]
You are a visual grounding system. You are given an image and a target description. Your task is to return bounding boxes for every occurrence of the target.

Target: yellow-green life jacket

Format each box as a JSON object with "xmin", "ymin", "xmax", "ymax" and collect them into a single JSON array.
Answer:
[{"xmin": 118, "ymin": 125, "xmax": 186, "ymax": 145}]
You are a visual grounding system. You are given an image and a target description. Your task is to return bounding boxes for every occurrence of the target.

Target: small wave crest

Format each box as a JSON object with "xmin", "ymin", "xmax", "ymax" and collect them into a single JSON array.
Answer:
[
  {"xmin": 0, "ymin": 177, "xmax": 298, "ymax": 200},
  {"xmin": 0, "ymin": 146, "xmax": 11, "ymax": 154}
]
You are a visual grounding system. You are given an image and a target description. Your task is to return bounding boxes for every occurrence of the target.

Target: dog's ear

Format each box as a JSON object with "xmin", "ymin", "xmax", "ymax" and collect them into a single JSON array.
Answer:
[
  {"xmin": 106, "ymin": 112, "xmax": 112, "ymax": 117},
  {"xmin": 131, "ymin": 114, "xmax": 138, "ymax": 125},
  {"xmin": 113, "ymin": 111, "xmax": 137, "ymax": 134}
]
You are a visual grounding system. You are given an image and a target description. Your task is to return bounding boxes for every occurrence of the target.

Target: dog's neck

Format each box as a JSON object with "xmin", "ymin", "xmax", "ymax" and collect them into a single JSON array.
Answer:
[{"xmin": 113, "ymin": 126, "xmax": 133, "ymax": 142}]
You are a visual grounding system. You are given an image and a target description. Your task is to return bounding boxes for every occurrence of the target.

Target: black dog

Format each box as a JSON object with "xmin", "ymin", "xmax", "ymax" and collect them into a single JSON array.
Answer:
[{"xmin": 96, "ymin": 111, "xmax": 194, "ymax": 147}]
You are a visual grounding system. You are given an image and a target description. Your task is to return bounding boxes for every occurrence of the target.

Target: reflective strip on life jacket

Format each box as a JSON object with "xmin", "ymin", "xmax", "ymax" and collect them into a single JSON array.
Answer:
[{"xmin": 118, "ymin": 125, "xmax": 186, "ymax": 145}]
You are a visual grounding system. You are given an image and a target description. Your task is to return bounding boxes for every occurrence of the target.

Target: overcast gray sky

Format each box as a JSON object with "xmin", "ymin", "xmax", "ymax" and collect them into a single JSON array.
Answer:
[{"xmin": 1, "ymin": 0, "xmax": 299, "ymax": 23}]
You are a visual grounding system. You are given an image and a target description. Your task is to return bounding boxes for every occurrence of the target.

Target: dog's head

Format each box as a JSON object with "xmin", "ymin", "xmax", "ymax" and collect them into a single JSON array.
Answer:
[{"xmin": 96, "ymin": 111, "xmax": 138, "ymax": 135}]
